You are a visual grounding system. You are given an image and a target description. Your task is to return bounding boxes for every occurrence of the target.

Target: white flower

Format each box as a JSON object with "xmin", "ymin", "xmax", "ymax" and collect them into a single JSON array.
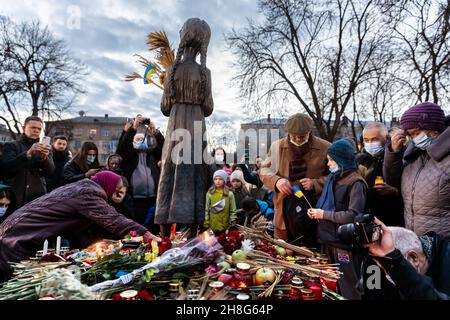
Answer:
[{"xmin": 241, "ymin": 239, "xmax": 255, "ymax": 253}]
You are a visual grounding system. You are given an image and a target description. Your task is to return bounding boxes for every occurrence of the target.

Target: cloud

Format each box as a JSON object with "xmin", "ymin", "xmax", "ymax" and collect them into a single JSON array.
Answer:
[{"xmin": 1, "ymin": 0, "xmax": 264, "ymax": 140}]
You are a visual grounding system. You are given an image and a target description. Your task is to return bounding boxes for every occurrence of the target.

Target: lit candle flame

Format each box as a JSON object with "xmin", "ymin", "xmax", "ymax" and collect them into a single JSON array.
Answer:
[{"xmin": 199, "ymin": 231, "xmax": 212, "ymax": 242}]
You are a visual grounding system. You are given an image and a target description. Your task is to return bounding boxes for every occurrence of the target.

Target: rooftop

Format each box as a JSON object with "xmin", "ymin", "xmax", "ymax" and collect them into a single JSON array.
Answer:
[{"xmin": 46, "ymin": 115, "xmax": 128, "ymax": 125}]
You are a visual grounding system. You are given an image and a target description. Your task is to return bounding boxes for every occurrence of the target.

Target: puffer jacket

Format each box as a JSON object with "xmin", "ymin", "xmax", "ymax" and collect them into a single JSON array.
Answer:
[
  {"xmin": 383, "ymin": 127, "xmax": 450, "ymax": 238},
  {"xmin": 0, "ymin": 179, "xmax": 148, "ymax": 274}
]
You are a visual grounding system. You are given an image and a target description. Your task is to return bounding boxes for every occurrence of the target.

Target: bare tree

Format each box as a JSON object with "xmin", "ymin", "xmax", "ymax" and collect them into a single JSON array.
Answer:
[
  {"xmin": 380, "ymin": 0, "xmax": 450, "ymax": 105},
  {"xmin": 226, "ymin": 0, "xmax": 394, "ymax": 141},
  {"xmin": 0, "ymin": 16, "xmax": 87, "ymax": 137}
]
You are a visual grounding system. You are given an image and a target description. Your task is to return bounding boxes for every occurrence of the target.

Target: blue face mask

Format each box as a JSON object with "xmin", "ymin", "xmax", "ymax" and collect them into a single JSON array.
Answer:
[
  {"xmin": 364, "ymin": 142, "xmax": 384, "ymax": 156},
  {"xmin": 86, "ymin": 155, "xmax": 96, "ymax": 165},
  {"xmin": 412, "ymin": 132, "xmax": 436, "ymax": 150},
  {"xmin": 329, "ymin": 166, "xmax": 339, "ymax": 174},
  {"xmin": 133, "ymin": 139, "xmax": 148, "ymax": 150},
  {"xmin": 0, "ymin": 207, "xmax": 7, "ymax": 217}
]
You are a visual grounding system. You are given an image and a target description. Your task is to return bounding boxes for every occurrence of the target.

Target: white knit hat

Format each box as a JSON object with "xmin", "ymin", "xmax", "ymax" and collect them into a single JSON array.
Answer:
[{"xmin": 230, "ymin": 169, "xmax": 245, "ymax": 183}]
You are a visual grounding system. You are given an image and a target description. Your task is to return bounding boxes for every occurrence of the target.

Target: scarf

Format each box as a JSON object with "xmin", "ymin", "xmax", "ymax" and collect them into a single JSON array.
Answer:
[
  {"xmin": 91, "ymin": 171, "xmax": 121, "ymax": 198},
  {"xmin": 287, "ymin": 135, "xmax": 311, "ymax": 181},
  {"xmin": 316, "ymin": 173, "xmax": 336, "ymax": 212}
]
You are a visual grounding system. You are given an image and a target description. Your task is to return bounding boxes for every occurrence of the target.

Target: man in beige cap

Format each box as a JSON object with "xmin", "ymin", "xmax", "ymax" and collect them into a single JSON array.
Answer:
[{"xmin": 260, "ymin": 113, "xmax": 330, "ymax": 240}]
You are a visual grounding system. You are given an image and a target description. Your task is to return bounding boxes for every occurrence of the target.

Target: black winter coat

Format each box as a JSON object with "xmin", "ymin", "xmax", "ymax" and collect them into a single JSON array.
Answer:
[
  {"xmin": 63, "ymin": 159, "xmax": 97, "ymax": 184},
  {"xmin": 1, "ymin": 136, "xmax": 55, "ymax": 207},
  {"xmin": 116, "ymin": 127, "xmax": 164, "ymax": 196},
  {"xmin": 46, "ymin": 149, "xmax": 71, "ymax": 192},
  {"xmin": 356, "ymin": 150, "xmax": 404, "ymax": 226},
  {"xmin": 365, "ymin": 232, "xmax": 450, "ymax": 300},
  {"xmin": 317, "ymin": 170, "xmax": 369, "ymax": 250}
]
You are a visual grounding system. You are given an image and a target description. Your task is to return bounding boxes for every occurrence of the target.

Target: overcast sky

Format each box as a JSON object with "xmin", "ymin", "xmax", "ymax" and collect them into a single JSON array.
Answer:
[{"xmin": 1, "ymin": 0, "xmax": 272, "ymax": 140}]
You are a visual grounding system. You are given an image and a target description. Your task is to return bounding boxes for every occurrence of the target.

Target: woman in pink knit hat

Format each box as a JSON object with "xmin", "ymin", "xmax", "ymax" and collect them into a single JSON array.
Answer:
[{"xmin": 383, "ymin": 102, "xmax": 450, "ymax": 239}]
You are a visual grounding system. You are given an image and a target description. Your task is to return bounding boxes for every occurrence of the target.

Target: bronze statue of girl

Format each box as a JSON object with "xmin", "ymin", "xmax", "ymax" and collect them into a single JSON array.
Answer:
[{"xmin": 155, "ymin": 18, "xmax": 213, "ymax": 237}]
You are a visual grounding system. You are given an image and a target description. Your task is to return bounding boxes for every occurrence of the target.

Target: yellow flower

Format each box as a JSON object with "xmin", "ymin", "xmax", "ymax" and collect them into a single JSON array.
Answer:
[
  {"xmin": 145, "ymin": 252, "xmax": 153, "ymax": 263},
  {"xmin": 286, "ymin": 256, "xmax": 296, "ymax": 263}
]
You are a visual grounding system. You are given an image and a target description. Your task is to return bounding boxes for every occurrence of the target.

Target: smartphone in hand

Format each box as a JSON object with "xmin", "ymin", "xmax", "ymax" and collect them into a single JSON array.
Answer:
[{"xmin": 40, "ymin": 136, "xmax": 51, "ymax": 148}]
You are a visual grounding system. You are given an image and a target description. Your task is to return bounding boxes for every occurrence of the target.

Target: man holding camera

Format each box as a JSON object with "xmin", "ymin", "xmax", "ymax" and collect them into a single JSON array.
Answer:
[
  {"xmin": 116, "ymin": 114, "xmax": 164, "ymax": 231},
  {"xmin": 363, "ymin": 218, "xmax": 450, "ymax": 300},
  {"xmin": 1, "ymin": 116, "xmax": 55, "ymax": 207}
]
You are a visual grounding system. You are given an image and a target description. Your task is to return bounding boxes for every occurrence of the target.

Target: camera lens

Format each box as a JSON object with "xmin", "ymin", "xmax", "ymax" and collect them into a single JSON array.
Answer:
[{"xmin": 337, "ymin": 223, "xmax": 357, "ymax": 244}]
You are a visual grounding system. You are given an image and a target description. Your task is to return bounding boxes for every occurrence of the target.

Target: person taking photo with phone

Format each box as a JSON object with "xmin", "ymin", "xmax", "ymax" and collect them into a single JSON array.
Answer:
[
  {"xmin": 1, "ymin": 116, "xmax": 55, "ymax": 208},
  {"xmin": 63, "ymin": 141, "xmax": 100, "ymax": 184}
]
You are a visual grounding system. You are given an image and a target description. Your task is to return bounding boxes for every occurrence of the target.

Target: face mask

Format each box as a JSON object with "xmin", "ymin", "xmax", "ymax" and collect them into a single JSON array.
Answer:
[
  {"xmin": 215, "ymin": 154, "xmax": 224, "ymax": 162},
  {"xmin": 0, "ymin": 207, "xmax": 7, "ymax": 217},
  {"xmin": 365, "ymin": 142, "xmax": 384, "ymax": 156},
  {"xmin": 133, "ymin": 139, "xmax": 148, "ymax": 150},
  {"xmin": 329, "ymin": 166, "xmax": 339, "ymax": 174},
  {"xmin": 290, "ymin": 138, "xmax": 308, "ymax": 147},
  {"xmin": 86, "ymin": 155, "xmax": 96, "ymax": 165},
  {"xmin": 412, "ymin": 132, "xmax": 435, "ymax": 150}
]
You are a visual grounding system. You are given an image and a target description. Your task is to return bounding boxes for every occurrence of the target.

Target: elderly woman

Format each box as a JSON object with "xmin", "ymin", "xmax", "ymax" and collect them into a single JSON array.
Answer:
[
  {"xmin": 0, "ymin": 171, "xmax": 160, "ymax": 281},
  {"xmin": 383, "ymin": 102, "xmax": 450, "ymax": 239}
]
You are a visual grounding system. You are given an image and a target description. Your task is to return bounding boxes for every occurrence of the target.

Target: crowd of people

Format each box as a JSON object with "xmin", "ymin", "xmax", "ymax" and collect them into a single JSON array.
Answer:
[{"xmin": 0, "ymin": 101, "xmax": 448, "ymax": 300}]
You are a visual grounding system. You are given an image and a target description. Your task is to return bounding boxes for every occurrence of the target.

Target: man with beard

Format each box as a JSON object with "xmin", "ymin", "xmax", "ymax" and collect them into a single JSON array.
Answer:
[
  {"xmin": 46, "ymin": 135, "xmax": 71, "ymax": 192},
  {"xmin": 1, "ymin": 116, "xmax": 55, "ymax": 207}
]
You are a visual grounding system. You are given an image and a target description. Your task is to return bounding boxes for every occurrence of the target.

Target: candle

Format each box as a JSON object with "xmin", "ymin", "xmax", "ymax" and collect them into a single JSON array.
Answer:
[
  {"xmin": 56, "ymin": 236, "xmax": 61, "ymax": 256},
  {"xmin": 43, "ymin": 240, "xmax": 48, "ymax": 255}
]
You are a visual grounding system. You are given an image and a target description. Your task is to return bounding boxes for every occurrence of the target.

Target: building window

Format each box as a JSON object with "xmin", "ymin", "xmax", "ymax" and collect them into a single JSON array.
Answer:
[
  {"xmin": 111, "ymin": 140, "xmax": 119, "ymax": 152},
  {"xmin": 74, "ymin": 140, "xmax": 81, "ymax": 149},
  {"xmin": 73, "ymin": 128, "xmax": 83, "ymax": 136},
  {"xmin": 102, "ymin": 141, "xmax": 111, "ymax": 150},
  {"xmin": 100, "ymin": 154, "xmax": 108, "ymax": 162},
  {"xmin": 103, "ymin": 128, "xmax": 109, "ymax": 137},
  {"xmin": 115, "ymin": 129, "xmax": 122, "ymax": 137}
]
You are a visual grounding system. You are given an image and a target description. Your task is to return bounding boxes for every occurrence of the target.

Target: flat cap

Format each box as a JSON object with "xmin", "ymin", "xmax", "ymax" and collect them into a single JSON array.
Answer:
[{"xmin": 285, "ymin": 113, "xmax": 313, "ymax": 135}]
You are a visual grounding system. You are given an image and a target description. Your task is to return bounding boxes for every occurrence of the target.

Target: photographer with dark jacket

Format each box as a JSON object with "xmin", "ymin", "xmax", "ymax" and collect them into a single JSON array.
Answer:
[
  {"xmin": 116, "ymin": 115, "xmax": 164, "ymax": 230},
  {"xmin": 364, "ymin": 218, "xmax": 450, "ymax": 300}
]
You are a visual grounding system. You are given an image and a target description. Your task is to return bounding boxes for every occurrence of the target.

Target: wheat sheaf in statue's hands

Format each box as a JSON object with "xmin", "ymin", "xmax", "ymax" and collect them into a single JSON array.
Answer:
[{"xmin": 124, "ymin": 31, "xmax": 175, "ymax": 90}]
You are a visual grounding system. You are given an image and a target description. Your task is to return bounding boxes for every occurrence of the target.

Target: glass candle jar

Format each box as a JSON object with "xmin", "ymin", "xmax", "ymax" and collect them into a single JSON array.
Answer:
[
  {"xmin": 120, "ymin": 290, "xmax": 138, "ymax": 300},
  {"xmin": 236, "ymin": 293, "xmax": 250, "ymax": 301},
  {"xmin": 169, "ymin": 282, "xmax": 180, "ymax": 293},
  {"xmin": 301, "ymin": 288, "xmax": 314, "ymax": 301},
  {"xmin": 289, "ymin": 276, "xmax": 303, "ymax": 300},
  {"xmin": 375, "ymin": 176, "xmax": 384, "ymax": 185},
  {"xmin": 209, "ymin": 281, "xmax": 224, "ymax": 294},
  {"xmin": 231, "ymin": 263, "xmax": 253, "ymax": 289},
  {"xmin": 309, "ymin": 280, "xmax": 323, "ymax": 300}
]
